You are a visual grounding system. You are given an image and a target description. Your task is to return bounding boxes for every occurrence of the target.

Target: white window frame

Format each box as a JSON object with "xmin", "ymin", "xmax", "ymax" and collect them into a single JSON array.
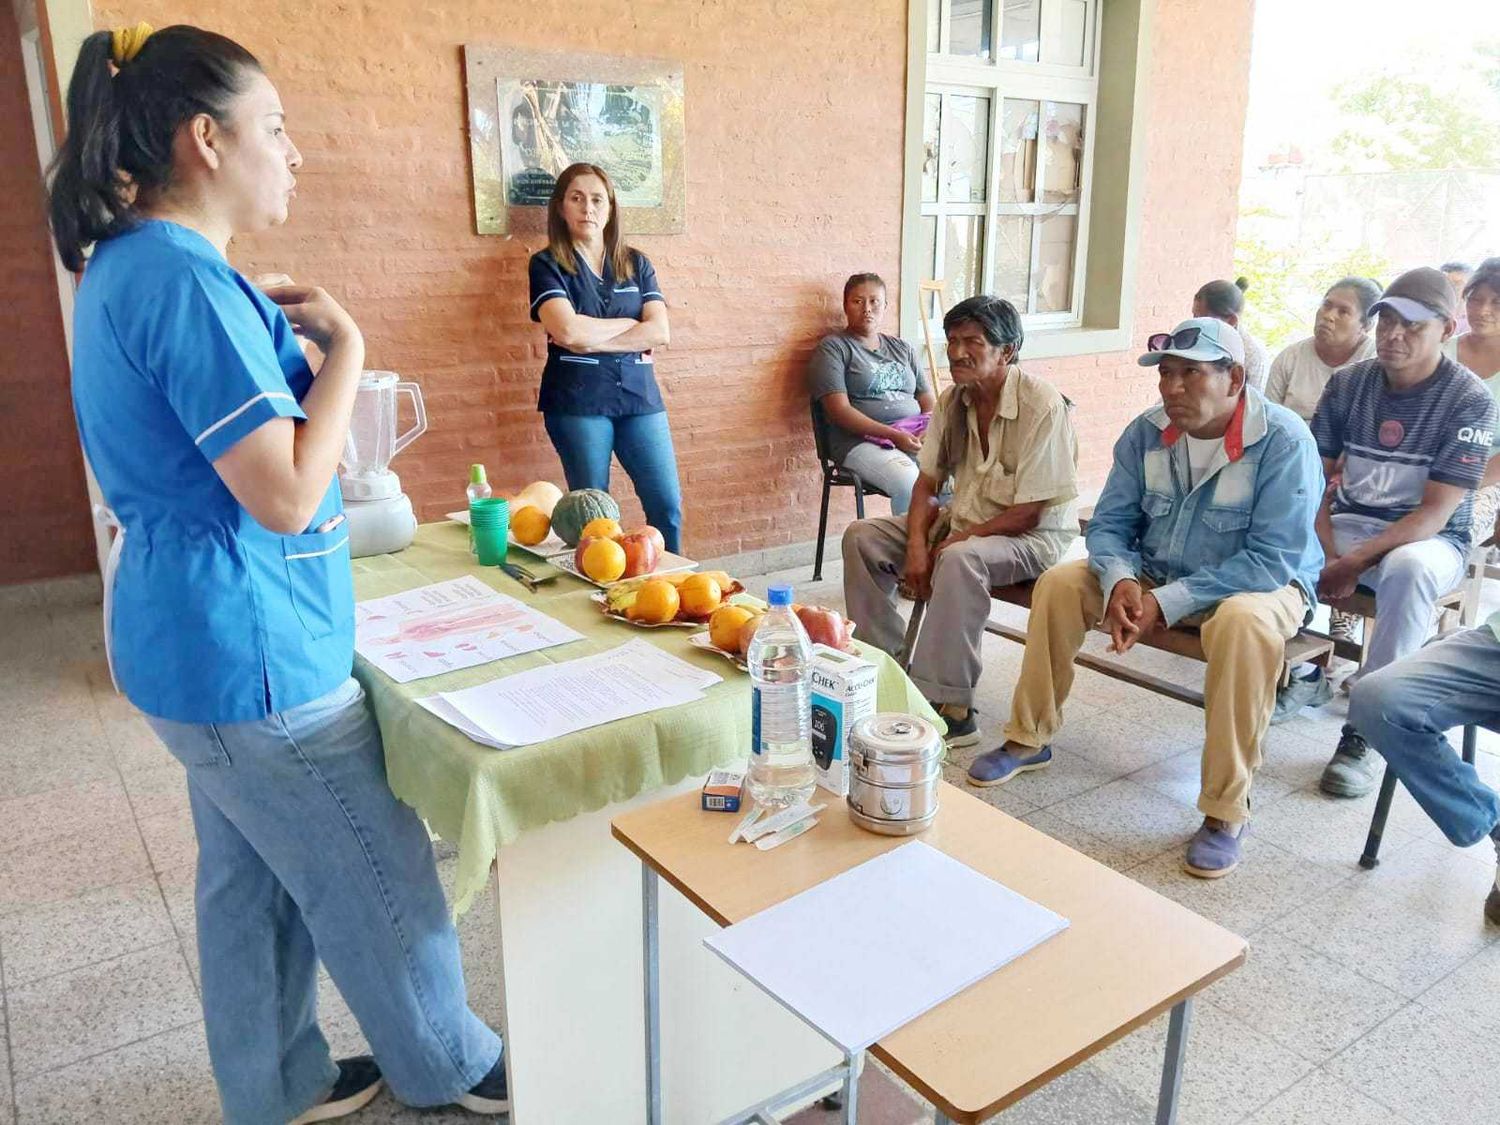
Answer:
[{"xmin": 919, "ymin": 0, "xmax": 1102, "ymax": 342}]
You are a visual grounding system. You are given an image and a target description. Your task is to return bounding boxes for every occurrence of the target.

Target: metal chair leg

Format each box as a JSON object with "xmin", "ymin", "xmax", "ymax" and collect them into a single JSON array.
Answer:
[
  {"xmin": 1462, "ymin": 724, "xmax": 1477, "ymax": 765},
  {"xmin": 900, "ymin": 600, "xmax": 928, "ymax": 673},
  {"xmin": 814, "ymin": 474, "xmax": 832, "ymax": 582},
  {"xmin": 1360, "ymin": 766, "xmax": 1399, "ymax": 870},
  {"xmin": 854, "ymin": 483, "xmax": 866, "ymax": 520}
]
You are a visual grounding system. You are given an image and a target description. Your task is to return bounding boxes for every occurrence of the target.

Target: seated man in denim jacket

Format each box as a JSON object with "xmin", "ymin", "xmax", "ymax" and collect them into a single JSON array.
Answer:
[{"xmin": 967, "ymin": 318, "xmax": 1325, "ymax": 878}]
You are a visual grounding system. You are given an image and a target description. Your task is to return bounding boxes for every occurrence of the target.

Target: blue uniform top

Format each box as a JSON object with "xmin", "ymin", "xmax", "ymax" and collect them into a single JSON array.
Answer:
[
  {"xmin": 527, "ymin": 247, "xmax": 665, "ymax": 416},
  {"xmin": 72, "ymin": 220, "xmax": 352, "ymax": 723}
]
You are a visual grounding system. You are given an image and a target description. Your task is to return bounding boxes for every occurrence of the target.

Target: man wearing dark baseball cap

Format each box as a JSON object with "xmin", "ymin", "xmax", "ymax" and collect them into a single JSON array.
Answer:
[
  {"xmin": 1311, "ymin": 267, "xmax": 1497, "ymax": 800},
  {"xmin": 971, "ymin": 316, "xmax": 1324, "ymax": 878}
]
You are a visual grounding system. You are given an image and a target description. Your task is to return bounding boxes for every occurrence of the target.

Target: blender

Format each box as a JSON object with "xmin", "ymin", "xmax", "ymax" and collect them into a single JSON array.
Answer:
[{"xmin": 340, "ymin": 370, "xmax": 428, "ymax": 557}]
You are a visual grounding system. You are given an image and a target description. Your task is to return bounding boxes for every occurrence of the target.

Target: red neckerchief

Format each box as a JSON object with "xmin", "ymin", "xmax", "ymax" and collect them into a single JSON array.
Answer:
[{"xmin": 1160, "ymin": 393, "xmax": 1248, "ymax": 462}]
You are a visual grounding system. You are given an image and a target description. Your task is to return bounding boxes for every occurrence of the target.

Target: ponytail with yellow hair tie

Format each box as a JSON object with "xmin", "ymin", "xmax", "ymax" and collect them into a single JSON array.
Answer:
[{"xmin": 110, "ymin": 22, "xmax": 154, "ymax": 67}]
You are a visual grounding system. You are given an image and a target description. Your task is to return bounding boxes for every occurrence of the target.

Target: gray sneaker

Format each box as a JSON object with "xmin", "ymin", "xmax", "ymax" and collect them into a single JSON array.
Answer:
[
  {"xmin": 1271, "ymin": 669, "xmax": 1332, "ymax": 724},
  {"xmin": 1320, "ymin": 724, "xmax": 1380, "ymax": 798}
]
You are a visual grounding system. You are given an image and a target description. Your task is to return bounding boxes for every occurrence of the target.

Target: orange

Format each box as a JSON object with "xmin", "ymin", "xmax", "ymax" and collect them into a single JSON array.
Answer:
[
  {"xmin": 628, "ymin": 579, "xmax": 680, "ymax": 624},
  {"xmin": 678, "ymin": 573, "xmax": 723, "ymax": 617},
  {"xmin": 581, "ymin": 517, "xmax": 623, "ymax": 541},
  {"xmin": 511, "ymin": 505, "xmax": 551, "ymax": 546},
  {"xmin": 701, "ymin": 570, "xmax": 735, "ymax": 591},
  {"xmin": 581, "ymin": 538, "xmax": 627, "ymax": 583},
  {"xmin": 709, "ymin": 604, "xmax": 755, "ymax": 651}
]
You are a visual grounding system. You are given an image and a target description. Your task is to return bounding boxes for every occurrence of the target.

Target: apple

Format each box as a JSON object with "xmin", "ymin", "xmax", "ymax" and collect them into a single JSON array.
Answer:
[
  {"xmin": 639, "ymin": 525, "xmax": 666, "ymax": 555},
  {"xmin": 618, "ymin": 531, "xmax": 661, "ymax": 580},
  {"xmin": 795, "ymin": 605, "xmax": 855, "ymax": 651},
  {"xmin": 737, "ymin": 613, "xmax": 766, "ymax": 656}
]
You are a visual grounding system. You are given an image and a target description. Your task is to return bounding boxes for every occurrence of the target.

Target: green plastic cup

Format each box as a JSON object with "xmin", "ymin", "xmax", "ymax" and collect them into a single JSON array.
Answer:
[{"xmin": 470, "ymin": 498, "xmax": 509, "ymax": 566}]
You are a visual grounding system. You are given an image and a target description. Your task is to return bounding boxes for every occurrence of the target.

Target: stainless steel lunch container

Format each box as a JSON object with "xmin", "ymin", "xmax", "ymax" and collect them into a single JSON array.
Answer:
[{"xmin": 846, "ymin": 713, "xmax": 942, "ymax": 835}]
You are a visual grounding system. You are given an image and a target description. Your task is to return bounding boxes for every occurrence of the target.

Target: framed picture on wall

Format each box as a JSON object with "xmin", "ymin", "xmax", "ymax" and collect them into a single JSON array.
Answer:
[{"xmin": 465, "ymin": 46, "xmax": 686, "ymax": 235}]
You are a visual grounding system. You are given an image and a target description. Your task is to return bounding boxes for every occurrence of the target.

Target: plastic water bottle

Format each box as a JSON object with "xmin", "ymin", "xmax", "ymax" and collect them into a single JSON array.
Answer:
[
  {"xmin": 747, "ymin": 584, "xmax": 816, "ymax": 809},
  {"xmin": 465, "ymin": 464, "xmax": 492, "ymax": 555}
]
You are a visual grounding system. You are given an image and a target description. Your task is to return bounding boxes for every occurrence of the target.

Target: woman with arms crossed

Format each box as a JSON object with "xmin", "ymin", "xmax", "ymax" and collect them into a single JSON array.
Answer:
[{"xmin": 529, "ymin": 163, "xmax": 684, "ymax": 551}]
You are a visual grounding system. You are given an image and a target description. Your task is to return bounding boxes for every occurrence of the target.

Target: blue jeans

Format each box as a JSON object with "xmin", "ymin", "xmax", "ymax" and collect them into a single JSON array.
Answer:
[
  {"xmin": 544, "ymin": 410, "xmax": 684, "ymax": 553},
  {"xmin": 147, "ymin": 678, "xmax": 500, "ymax": 1124},
  {"xmin": 1349, "ymin": 627, "xmax": 1500, "ymax": 847}
]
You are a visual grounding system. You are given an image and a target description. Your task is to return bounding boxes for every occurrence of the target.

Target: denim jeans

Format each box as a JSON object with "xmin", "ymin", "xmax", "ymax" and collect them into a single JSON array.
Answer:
[
  {"xmin": 1332, "ymin": 512, "xmax": 1465, "ymax": 683},
  {"xmin": 839, "ymin": 443, "xmax": 921, "ymax": 516},
  {"xmin": 543, "ymin": 410, "xmax": 684, "ymax": 553},
  {"xmin": 147, "ymin": 678, "xmax": 501, "ymax": 1124},
  {"xmin": 1349, "ymin": 627, "xmax": 1500, "ymax": 847}
]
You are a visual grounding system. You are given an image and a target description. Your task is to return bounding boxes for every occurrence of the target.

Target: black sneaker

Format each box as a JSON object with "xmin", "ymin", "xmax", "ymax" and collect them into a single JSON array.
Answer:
[
  {"xmin": 938, "ymin": 706, "xmax": 980, "ymax": 749},
  {"xmin": 457, "ymin": 1051, "xmax": 510, "ymax": 1115},
  {"xmin": 1319, "ymin": 724, "xmax": 1379, "ymax": 798},
  {"xmin": 291, "ymin": 1056, "xmax": 383, "ymax": 1124}
]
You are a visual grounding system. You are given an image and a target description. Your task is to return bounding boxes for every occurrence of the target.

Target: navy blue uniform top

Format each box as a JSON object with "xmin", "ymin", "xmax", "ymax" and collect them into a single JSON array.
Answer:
[{"xmin": 528, "ymin": 247, "xmax": 665, "ymax": 417}]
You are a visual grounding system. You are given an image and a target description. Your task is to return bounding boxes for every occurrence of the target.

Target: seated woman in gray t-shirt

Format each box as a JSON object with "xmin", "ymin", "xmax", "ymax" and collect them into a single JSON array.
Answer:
[{"xmin": 808, "ymin": 273, "xmax": 935, "ymax": 515}]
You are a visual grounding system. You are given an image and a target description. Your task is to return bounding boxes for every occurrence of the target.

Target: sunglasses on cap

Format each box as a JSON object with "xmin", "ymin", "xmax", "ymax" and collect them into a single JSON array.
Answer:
[{"xmin": 1146, "ymin": 326, "xmax": 1205, "ymax": 353}]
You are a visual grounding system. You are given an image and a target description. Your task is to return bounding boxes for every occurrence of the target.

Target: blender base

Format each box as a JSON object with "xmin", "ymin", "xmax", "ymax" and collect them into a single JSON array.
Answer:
[{"xmin": 345, "ymin": 494, "xmax": 417, "ymax": 558}]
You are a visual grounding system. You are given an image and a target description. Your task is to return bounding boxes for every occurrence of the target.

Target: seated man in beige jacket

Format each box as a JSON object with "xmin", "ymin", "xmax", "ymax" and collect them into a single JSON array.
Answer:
[{"xmin": 842, "ymin": 295, "xmax": 1079, "ymax": 747}]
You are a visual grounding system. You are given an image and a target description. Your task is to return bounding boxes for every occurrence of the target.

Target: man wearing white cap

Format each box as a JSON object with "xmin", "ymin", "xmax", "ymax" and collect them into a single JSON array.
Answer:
[
  {"xmin": 1312, "ymin": 267, "xmax": 1497, "ymax": 798},
  {"xmin": 969, "ymin": 318, "xmax": 1324, "ymax": 878}
]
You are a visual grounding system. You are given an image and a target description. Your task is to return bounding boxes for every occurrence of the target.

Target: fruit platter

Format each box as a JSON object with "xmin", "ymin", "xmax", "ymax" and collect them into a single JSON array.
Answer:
[
  {"xmin": 690, "ymin": 604, "xmax": 858, "ymax": 669},
  {"xmin": 591, "ymin": 571, "xmax": 749, "ymax": 627}
]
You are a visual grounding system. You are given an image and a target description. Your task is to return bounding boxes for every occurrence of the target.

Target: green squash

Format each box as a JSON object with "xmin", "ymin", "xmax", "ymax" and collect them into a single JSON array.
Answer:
[{"xmin": 551, "ymin": 489, "xmax": 620, "ymax": 546}]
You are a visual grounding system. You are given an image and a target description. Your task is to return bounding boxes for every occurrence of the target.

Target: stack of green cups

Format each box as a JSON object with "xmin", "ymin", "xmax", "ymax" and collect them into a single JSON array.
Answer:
[{"xmin": 469, "ymin": 497, "xmax": 509, "ymax": 566}]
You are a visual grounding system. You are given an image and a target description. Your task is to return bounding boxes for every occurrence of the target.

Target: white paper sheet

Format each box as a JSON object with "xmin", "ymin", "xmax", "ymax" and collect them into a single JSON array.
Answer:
[
  {"xmin": 704, "ymin": 841, "xmax": 1068, "ymax": 1053},
  {"xmin": 355, "ymin": 576, "xmax": 583, "ymax": 683},
  {"xmin": 437, "ymin": 639, "xmax": 723, "ymax": 747},
  {"xmin": 416, "ymin": 694, "xmax": 512, "ymax": 749}
]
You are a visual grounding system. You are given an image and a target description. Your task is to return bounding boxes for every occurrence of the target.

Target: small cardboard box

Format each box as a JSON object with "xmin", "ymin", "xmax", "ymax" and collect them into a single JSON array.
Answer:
[
  {"xmin": 810, "ymin": 644, "xmax": 878, "ymax": 798},
  {"xmin": 701, "ymin": 767, "xmax": 746, "ymax": 812}
]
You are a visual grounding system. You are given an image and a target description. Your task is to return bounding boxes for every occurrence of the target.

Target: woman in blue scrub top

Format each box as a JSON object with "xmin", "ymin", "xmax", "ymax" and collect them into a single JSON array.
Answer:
[
  {"xmin": 50, "ymin": 25, "xmax": 506, "ymax": 1125},
  {"xmin": 529, "ymin": 163, "xmax": 685, "ymax": 552}
]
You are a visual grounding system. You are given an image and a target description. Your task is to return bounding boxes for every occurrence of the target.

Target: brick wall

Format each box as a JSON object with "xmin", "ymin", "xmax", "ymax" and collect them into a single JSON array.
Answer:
[
  {"xmin": 78, "ymin": 0, "xmax": 1253, "ymax": 562},
  {"xmin": 0, "ymin": 10, "xmax": 94, "ymax": 583}
]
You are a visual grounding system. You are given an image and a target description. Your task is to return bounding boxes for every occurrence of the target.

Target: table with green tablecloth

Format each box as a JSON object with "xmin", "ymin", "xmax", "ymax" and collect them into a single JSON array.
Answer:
[
  {"xmin": 352, "ymin": 520, "xmax": 941, "ymax": 915},
  {"xmin": 353, "ymin": 521, "xmax": 941, "ymax": 1122}
]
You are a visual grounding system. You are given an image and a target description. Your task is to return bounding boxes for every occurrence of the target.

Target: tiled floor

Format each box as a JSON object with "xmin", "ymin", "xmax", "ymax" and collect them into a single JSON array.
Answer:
[{"xmin": 2, "ymin": 559, "xmax": 1499, "ymax": 1125}]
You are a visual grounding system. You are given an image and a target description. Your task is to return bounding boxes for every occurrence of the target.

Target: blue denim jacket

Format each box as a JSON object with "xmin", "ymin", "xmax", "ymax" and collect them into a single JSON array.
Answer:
[{"xmin": 1086, "ymin": 388, "xmax": 1325, "ymax": 626}]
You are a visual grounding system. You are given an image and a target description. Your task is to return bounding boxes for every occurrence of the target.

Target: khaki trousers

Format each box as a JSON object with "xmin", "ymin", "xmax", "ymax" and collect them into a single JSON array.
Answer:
[{"xmin": 1003, "ymin": 559, "xmax": 1305, "ymax": 823}]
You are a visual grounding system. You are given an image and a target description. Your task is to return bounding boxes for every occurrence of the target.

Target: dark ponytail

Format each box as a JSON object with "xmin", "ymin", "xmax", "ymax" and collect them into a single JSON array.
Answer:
[{"xmin": 48, "ymin": 25, "xmax": 262, "ymax": 271}]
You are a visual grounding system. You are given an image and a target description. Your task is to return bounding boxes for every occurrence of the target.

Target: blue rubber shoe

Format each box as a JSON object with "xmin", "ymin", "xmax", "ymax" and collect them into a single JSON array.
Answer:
[
  {"xmin": 1183, "ymin": 819, "xmax": 1245, "ymax": 879},
  {"xmin": 966, "ymin": 744, "xmax": 1052, "ymax": 788}
]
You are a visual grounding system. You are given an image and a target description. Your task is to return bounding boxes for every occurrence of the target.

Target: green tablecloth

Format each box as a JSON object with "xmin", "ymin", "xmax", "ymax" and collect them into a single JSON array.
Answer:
[{"xmin": 352, "ymin": 522, "xmax": 941, "ymax": 916}]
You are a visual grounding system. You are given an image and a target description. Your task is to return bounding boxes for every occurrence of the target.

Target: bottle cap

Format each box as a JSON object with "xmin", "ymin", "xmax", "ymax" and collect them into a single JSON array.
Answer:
[
  {"xmin": 468, "ymin": 464, "xmax": 488, "ymax": 485},
  {"xmin": 767, "ymin": 584, "xmax": 793, "ymax": 607}
]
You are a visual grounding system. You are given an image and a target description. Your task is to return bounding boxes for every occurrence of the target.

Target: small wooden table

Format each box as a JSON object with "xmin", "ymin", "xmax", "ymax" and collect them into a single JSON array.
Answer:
[{"xmin": 612, "ymin": 784, "xmax": 1246, "ymax": 1125}]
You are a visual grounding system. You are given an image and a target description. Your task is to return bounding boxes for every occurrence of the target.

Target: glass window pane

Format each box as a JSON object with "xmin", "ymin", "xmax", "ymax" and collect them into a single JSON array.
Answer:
[
  {"xmin": 998, "ymin": 99, "xmax": 1038, "ymax": 204},
  {"xmin": 919, "ymin": 217, "xmax": 939, "ymax": 313},
  {"xmin": 943, "ymin": 95, "xmax": 990, "ymax": 203},
  {"xmin": 927, "ymin": 0, "xmax": 940, "ymax": 51},
  {"xmin": 943, "ymin": 215, "xmax": 985, "ymax": 303},
  {"xmin": 922, "ymin": 94, "xmax": 941, "ymax": 203},
  {"xmin": 948, "ymin": 0, "xmax": 992, "ymax": 59},
  {"xmin": 993, "ymin": 217, "xmax": 1033, "ymax": 308},
  {"xmin": 1043, "ymin": 0, "xmax": 1089, "ymax": 67},
  {"xmin": 1039, "ymin": 102, "xmax": 1085, "ymax": 203},
  {"xmin": 999, "ymin": 0, "xmax": 1040, "ymax": 62},
  {"xmin": 1033, "ymin": 213, "xmax": 1078, "ymax": 313}
]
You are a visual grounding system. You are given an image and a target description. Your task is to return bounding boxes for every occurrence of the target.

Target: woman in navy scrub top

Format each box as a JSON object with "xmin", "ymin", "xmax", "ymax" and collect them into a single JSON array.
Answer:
[
  {"xmin": 529, "ymin": 163, "xmax": 685, "ymax": 552},
  {"xmin": 50, "ymin": 25, "xmax": 506, "ymax": 1124}
]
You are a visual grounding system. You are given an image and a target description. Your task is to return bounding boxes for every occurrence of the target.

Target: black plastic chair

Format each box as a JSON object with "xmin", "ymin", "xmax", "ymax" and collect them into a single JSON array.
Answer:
[
  {"xmin": 1360, "ymin": 724, "xmax": 1482, "ymax": 869},
  {"xmin": 809, "ymin": 397, "xmax": 889, "ymax": 582}
]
